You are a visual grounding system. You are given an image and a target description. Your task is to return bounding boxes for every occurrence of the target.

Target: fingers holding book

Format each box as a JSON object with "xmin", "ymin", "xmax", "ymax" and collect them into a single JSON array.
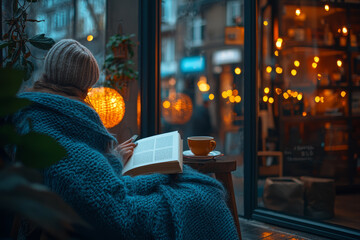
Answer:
[{"xmin": 115, "ymin": 135, "xmax": 138, "ymax": 165}]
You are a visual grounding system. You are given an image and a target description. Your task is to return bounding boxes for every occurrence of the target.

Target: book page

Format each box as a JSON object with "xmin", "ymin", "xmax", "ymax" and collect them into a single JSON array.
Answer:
[{"xmin": 122, "ymin": 131, "xmax": 180, "ymax": 174}]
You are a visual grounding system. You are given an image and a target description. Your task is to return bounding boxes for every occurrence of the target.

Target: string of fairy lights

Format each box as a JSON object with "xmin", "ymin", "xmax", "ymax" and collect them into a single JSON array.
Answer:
[{"xmin": 261, "ymin": 2, "xmax": 349, "ymax": 113}]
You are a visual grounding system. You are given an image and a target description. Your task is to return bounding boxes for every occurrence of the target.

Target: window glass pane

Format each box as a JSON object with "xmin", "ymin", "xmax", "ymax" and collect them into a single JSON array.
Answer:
[
  {"xmin": 257, "ymin": 0, "xmax": 360, "ymax": 230},
  {"xmin": 23, "ymin": 0, "xmax": 106, "ymax": 84},
  {"xmin": 160, "ymin": 0, "xmax": 245, "ymax": 216}
]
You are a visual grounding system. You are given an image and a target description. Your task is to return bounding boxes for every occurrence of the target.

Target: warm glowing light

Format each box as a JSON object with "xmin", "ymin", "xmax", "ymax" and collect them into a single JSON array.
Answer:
[
  {"xmin": 275, "ymin": 88, "xmax": 282, "ymax": 95},
  {"xmin": 266, "ymin": 66, "xmax": 272, "ymax": 73},
  {"xmin": 312, "ymin": 62, "xmax": 318, "ymax": 68},
  {"xmin": 338, "ymin": 28, "xmax": 341, "ymax": 33},
  {"xmin": 263, "ymin": 96, "xmax": 268, "ymax": 102},
  {"xmin": 276, "ymin": 38, "xmax": 283, "ymax": 49},
  {"xmin": 262, "ymin": 232, "xmax": 272, "ymax": 238},
  {"xmin": 169, "ymin": 78, "xmax": 176, "ymax": 86},
  {"xmin": 222, "ymin": 91, "xmax": 227, "ymax": 98},
  {"xmin": 235, "ymin": 95, "xmax": 241, "ymax": 103},
  {"xmin": 337, "ymin": 59, "xmax": 342, "ymax": 67},
  {"xmin": 85, "ymin": 87, "xmax": 125, "ymax": 128},
  {"xmin": 198, "ymin": 83, "xmax": 210, "ymax": 92},
  {"xmin": 163, "ymin": 100, "xmax": 170, "ymax": 108},
  {"xmin": 268, "ymin": 97, "xmax": 274, "ymax": 104},
  {"xmin": 274, "ymin": 50, "xmax": 279, "ymax": 56},
  {"xmin": 276, "ymin": 67, "xmax": 283, "ymax": 74},
  {"xmin": 287, "ymin": 89, "xmax": 292, "ymax": 94},
  {"xmin": 315, "ymin": 96, "xmax": 320, "ymax": 103},
  {"xmin": 317, "ymin": 74, "xmax": 322, "ymax": 80},
  {"xmin": 137, "ymin": 93, "xmax": 141, "ymax": 130},
  {"xmin": 342, "ymin": 27, "xmax": 348, "ymax": 35},
  {"xmin": 209, "ymin": 93, "xmax": 214, "ymax": 100},
  {"xmin": 234, "ymin": 67, "xmax": 242, "ymax": 75},
  {"xmin": 341, "ymin": 91, "xmax": 346, "ymax": 97},
  {"xmin": 302, "ymin": 112, "xmax": 307, "ymax": 117},
  {"xmin": 324, "ymin": 4, "xmax": 329, "ymax": 11},
  {"xmin": 295, "ymin": 8, "xmax": 301, "ymax": 16},
  {"xmin": 320, "ymin": 97, "xmax": 324, "ymax": 103},
  {"xmin": 263, "ymin": 20, "xmax": 268, "ymax": 26},
  {"xmin": 292, "ymin": 91, "xmax": 298, "ymax": 98},
  {"xmin": 233, "ymin": 89, "xmax": 238, "ymax": 96},
  {"xmin": 294, "ymin": 60, "xmax": 300, "ymax": 67},
  {"xmin": 291, "ymin": 69, "xmax": 297, "ymax": 76},
  {"xmin": 87, "ymin": 35, "xmax": 94, "ymax": 41},
  {"xmin": 162, "ymin": 93, "xmax": 193, "ymax": 124},
  {"xmin": 226, "ymin": 89, "xmax": 232, "ymax": 96},
  {"xmin": 297, "ymin": 93, "xmax": 303, "ymax": 101},
  {"xmin": 197, "ymin": 76, "xmax": 206, "ymax": 87},
  {"xmin": 314, "ymin": 56, "xmax": 320, "ymax": 63},
  {"xmin": 264, "ymin": 87, "xmax": 270, "ymax": 94},
  {"xmin": 283, "ymin": 92, "xmax": 289, "ymax": 99},
  {"xmin": 229, "ymin": 96, "xmax": 235, "ymax": 103}
]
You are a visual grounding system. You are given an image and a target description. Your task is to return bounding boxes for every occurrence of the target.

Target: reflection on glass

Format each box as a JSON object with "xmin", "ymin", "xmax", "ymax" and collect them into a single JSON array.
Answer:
[
  {"xmin": 26, "ymin": 0, "xmax": 106, "ymax": 83},
  {"xmin": 160, "ymin": 0, "xmax": 245, "ymax": 215},
  {"xmin": 258, "ymin": 0, "xmax": 360, "ymax": 230}
]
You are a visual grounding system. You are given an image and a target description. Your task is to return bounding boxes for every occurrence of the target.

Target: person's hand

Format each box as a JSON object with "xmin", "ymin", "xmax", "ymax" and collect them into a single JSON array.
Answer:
[{"xmin": 115, "ymin": 138, "xmax": 137, "ymax": 165}]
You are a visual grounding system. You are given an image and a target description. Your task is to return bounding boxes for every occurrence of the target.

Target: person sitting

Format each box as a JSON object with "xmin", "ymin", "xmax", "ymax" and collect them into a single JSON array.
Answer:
[{"xmin": 13, "ymin": 39, "xmax": 239, "ymax": 239}]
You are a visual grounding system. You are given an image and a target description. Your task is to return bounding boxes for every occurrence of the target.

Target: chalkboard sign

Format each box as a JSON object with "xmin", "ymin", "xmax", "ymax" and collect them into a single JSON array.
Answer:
[
  {"xmin": 284, "ymin": 145, "xmax": 315, "ymax": 162},
  {"xmin": 283, "ymin": 145, "xmax": 321, "ymax": 176}
]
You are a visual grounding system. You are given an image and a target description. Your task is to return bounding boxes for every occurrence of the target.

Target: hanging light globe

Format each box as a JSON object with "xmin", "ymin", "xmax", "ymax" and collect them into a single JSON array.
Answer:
[
  {"xmin": 85, "ymin": 87, "xmax": 125, "ymax": 128},
  {"xmin": 162, "ymin": 93, "xmax": 193, "ymax": 124}
]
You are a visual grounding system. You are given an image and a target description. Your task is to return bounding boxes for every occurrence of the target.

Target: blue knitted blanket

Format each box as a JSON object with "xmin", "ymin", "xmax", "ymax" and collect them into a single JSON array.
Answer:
[{"xmin": 14, "ymin": 92, "xmax": 238, "ymax": 240}]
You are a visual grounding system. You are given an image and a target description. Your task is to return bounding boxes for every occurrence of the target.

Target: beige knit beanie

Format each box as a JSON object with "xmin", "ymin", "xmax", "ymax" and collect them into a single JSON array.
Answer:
[{"xmin": 43, "ymin": 39, "xmax": 99, "ymax": 92}]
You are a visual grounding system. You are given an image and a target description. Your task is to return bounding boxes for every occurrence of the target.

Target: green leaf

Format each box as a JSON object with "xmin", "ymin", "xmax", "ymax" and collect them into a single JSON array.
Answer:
[
  {"xmin": 0, "ymin": 40, "xmax": 10, "ymax": 49},
  {"xmin": 0, "ymin": 68, "xmax": 25, "ymax": 97},
  {"xmin": 17, "ymin": 132, "xmax": 66, "ymax": 169},
  {"xmin": 29, "ymin": 34, "xmax": 55, "ymax": 50},
  {"xmin": 0, "ymin": 124, "xmax": 22, "ymax": 146},
  {"xmin": 0, "ymin": 171, "xmax": 91, "ymax": 239},
  {"xmin": 0, "ymin": 97, "xmax": 31, "ymax": 116},
  {"xmin": 26, "ymin": 19, "xmax": 44, "ymax": 22}
]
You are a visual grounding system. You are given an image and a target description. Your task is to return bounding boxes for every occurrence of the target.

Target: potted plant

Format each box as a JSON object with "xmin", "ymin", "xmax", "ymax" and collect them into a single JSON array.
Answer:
[
  {"xmin": 0, "ymin": 0, "xmax": 55, "ymax": 80},
  {"xmin": 103, "ymin": 33, "xmax": 138, "ymax": 100}
]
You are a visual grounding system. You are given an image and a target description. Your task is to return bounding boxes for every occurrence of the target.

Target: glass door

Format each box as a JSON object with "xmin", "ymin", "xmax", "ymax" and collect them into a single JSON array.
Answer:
[{"xmin": 257, "ymin": 0, "xmax": 360, "ymax": 234}]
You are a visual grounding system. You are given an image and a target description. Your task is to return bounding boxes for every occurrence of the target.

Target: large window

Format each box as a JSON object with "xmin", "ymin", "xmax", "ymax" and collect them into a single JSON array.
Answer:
[
  {"xmin": 4, "ymin": 0, "xmax": 107, "ymax": 84},
  {"xmin": 257, "ymin": 0, "xmax": 360, "ymax": 232},
  {"xmin": 160, "ymin": 0, "xmax": 245, "ymax": 215}
]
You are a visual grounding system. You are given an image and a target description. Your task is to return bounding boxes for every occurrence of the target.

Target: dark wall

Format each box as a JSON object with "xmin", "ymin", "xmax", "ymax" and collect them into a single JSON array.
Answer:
[{"xmin": 106, "ymin": 0, "xmax": 140, "ymax": 142}]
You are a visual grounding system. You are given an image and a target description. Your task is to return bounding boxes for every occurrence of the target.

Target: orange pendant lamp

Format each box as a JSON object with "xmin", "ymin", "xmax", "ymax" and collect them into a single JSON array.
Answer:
[
  {"xmin": 85, "ymin": 87, "xmax": 125, "ymax": 128},
  {"xmin": 162, "ymin": 93, "xmax": 193, "ymax": 124}
]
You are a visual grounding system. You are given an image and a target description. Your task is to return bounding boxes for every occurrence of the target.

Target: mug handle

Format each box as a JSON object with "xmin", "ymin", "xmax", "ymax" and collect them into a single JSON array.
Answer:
[{"xmin": 210, "ymin": 139, "xmax": 216, "ymax": 151}]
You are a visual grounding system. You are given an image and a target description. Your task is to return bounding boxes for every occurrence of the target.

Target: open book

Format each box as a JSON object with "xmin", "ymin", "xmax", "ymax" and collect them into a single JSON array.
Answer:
[{"xmin": 122, "ymin": 131, "xmax": 183, "ymax": 176}]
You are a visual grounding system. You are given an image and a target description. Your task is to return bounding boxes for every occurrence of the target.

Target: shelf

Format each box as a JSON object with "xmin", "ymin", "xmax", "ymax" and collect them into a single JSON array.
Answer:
[
  {"xmin": 281, "ymin": 0, "xmax": 360, "ymax": 9},
  {"xmin": 324, "ymin": 145, "xmax": 349, "ymax": 152},
  {"xmin": 316, "ymin": 85, "xmax": 353, "ymax": 90},
  {"xmin": 281, "ymin": 44, "xmax": 360, "ymax": 54},
  {"xmin": 280, "ymin": 116, "xmax": 349, "ymax": 122},
  {"xmin": 279, "ymin": 84, "xmax": 360, "ymax": 92}
]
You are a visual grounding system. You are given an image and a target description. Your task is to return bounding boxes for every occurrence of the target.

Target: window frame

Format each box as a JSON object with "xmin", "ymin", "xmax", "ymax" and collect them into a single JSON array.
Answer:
[{"xmin": 139, "ymin": 1, "xmax": 360, "ymax": 239}]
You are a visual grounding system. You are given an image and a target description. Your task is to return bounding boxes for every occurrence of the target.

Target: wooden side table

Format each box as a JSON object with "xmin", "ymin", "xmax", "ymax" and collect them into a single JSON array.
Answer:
[{"xmin": 184, "ymin": 156, "xmax": 242, "ymax": 240}]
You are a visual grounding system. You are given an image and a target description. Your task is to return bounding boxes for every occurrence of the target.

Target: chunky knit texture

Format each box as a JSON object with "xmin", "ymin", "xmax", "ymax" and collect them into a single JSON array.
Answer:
[{"xmin": 14, "ymin": 92, "xmax": 239, "ymax": 240}]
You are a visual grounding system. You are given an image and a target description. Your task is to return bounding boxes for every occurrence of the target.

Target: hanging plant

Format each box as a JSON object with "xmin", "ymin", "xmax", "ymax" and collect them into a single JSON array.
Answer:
[
  {"xmin": 0, "ymin": 0, "xmax": 55, "ymax": 80},
  {"xmin": 103, "ymin": 33, "xmax": 138, "ymax": 99}
]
